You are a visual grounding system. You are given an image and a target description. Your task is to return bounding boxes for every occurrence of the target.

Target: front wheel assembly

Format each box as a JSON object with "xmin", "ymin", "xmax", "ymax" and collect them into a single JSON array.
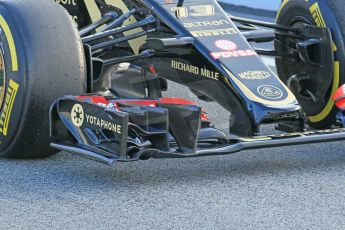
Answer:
[{"xmin": 276, "ymin": 0, "xmax": 345, "ymax": 129}]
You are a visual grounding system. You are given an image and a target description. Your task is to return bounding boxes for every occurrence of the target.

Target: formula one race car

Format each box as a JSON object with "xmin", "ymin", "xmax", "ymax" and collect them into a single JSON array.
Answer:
[{"xmin": 1, "ymin": 0, "xmax": 345, "ymax": 166}]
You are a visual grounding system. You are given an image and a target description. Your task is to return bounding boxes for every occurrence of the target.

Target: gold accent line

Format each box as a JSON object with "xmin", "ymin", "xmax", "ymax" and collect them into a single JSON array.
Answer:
[
  {"xmin": 84, "ymin": 0, "xmax": 102, "ymax": 24},
  {"xmin": 105, "ymin": 0, "xmax": 146, "ymax": 54},
  {"xmin": 240, "ymin": 137, "xmax": 272, "ymax": 142}
]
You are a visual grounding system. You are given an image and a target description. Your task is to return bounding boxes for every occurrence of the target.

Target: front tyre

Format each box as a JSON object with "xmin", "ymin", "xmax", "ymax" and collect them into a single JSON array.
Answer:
[
  {"xmin": 0, "ymin": 0, "xmax": 86, "ymax": 158},
  {"xmin": 276, "ymin": 0, "xmax": 345, "ymax": 129}
]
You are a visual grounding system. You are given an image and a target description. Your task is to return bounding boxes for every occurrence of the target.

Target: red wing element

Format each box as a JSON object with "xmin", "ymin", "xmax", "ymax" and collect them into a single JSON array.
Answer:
[
  {"xmin": 333, "ymin": 84, "xmax": 345, "ymax": 110},
  {"xmin": 76, "ymin": 96, "xmax": 209, "ymax": 121}
]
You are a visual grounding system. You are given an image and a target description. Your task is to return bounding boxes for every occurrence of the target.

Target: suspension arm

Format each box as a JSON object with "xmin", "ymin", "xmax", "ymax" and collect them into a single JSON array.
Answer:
[
  {"xmin": 91, "ymin": 29, "xmax": 156, "ymax": 51},
  {"xmin": 82, "ymin": 16, "xmax": 156, "ymax": 43}
]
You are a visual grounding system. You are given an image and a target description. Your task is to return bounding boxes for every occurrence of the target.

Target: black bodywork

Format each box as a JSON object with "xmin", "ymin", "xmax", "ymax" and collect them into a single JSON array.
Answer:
[{"xmin": 50, "ymin": 0, "xmax": 345, "ymax": 165}]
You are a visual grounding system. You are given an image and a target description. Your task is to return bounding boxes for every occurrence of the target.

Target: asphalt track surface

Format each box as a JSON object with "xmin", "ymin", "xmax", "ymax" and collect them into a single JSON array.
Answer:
[{"xmin": 2, "ymin": 10, "xmax": 345, "ymax": 230}]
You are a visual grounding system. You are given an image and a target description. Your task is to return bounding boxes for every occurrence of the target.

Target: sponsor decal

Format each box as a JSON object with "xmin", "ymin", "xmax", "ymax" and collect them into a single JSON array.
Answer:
[
  {"xmin": 70, "ymin": 104, "xmax": 122, "ymax": 134},
  {"xmin": 191, "ymin": 28, "xmax": 237, "ymax": 37},
  {"xmin": 309, "ymin": 3, "xmax": 337, "ymax": 52},
  {"xmin": 210, "ymin": 39, "xmax": 257, "ymax": 60},
  {"xmin": 171, "ymin": 5, "xmax": 215, "ymax": 18},
  {"xmin": 310, "ymin": 2, "xmax": 326, "ymax": 28},
  {"xmin": 189, "ymin": 5, "xmax": 215, "ymax": 17},
  {"xmin": 275, "ymin": 113, "xmax": 300, "ymax": 120},
  {"xmin": 214, "ymin": 40, "xmax": 238, "ymax": 51},
  {"xmin": 171, "ymin": 60, "xmax": 220, "ymax": 80},
  {"xmin": 54, "ymin": 0, "xmax": 78, "ymax": 20},
  {"xmin": 257, "ymin": 85, "xmax": 283, "ymax": 99},
  {"xmin": 171, "ymin": 6, "xmax": 188, "ymax": 18},
  {"xmin": 85, "ymin": 114, "xmax": 122, "ymax": 134},
  {"xmin": 0, "ymin": 79, "xmax": 19, "ymax": 136},
  {"xmin": 55, "ymin": 0, "xmax": 77, "ymax": 5},
  {"xmin": 183, "ymin": 20, "xmax": 229, "ymax": 28},
  {"xmin": 238, "ymin": 71, "xmax": 271, "ymax": 80},
  {"xmin": 71, "ymin": 104, "xmax": 84, "ymax": 127}
]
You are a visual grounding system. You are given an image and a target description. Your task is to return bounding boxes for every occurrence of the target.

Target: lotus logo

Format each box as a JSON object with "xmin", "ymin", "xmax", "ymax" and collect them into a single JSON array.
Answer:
[
  {"xmin": 71, "ymin": 104, "xmax": 84, "ymax": 127},
  {"xmin": 257, "ymin": 85, "xmax": 283, "ymax": 99}
]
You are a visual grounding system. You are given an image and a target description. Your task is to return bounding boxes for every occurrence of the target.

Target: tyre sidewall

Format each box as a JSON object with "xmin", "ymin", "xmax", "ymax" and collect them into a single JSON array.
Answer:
[
  {"xmin": 0, "ymin": 0, "xmax": 86, "ymax": 158},
  {"xmin": 0, "ymin": 8, "xmax": 27, "ymax": 155}
]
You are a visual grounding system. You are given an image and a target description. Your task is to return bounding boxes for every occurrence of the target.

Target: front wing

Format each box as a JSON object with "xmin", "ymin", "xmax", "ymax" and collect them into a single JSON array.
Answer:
[{"xmin": 50, "ymin": 96, "xmax": 345, "ymax": 166}]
